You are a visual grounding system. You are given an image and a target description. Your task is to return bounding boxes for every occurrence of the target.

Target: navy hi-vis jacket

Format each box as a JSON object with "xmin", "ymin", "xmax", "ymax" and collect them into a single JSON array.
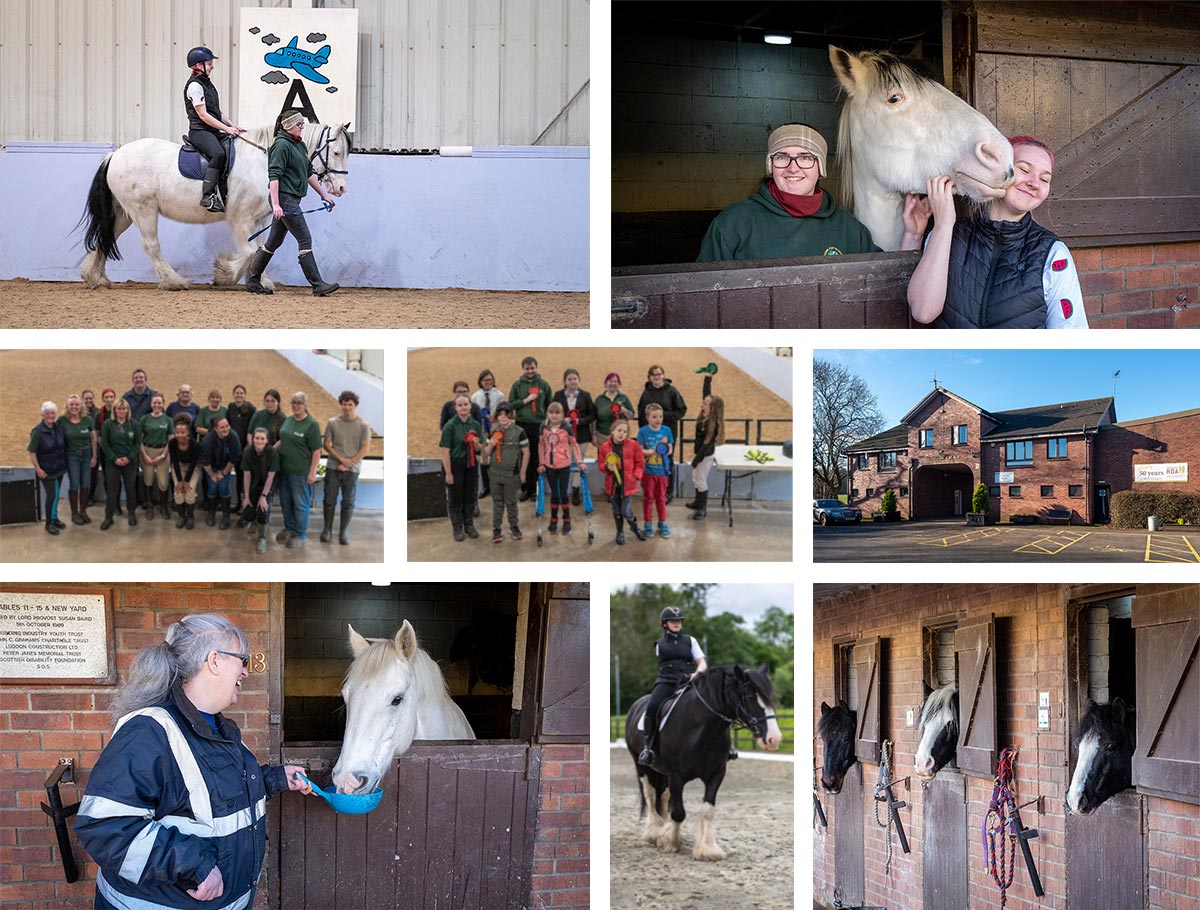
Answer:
[{"xmin": 75, "ymin": 684, "xmax": 289, "ymax": 910}]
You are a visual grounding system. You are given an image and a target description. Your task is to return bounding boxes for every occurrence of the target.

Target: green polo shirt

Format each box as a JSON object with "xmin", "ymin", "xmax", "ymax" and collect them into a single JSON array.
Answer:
[
  {"xmin": 595, "ymin": 392, "xmax": 634, "ymax": 436},
  {"xmin": 196, "ymin": 405, "xmax": 228, "ymax": 434},
  {"xmin": 277, "ymin": 414, "xmax": 322, "ymax": 475},
  {"xmin": 440, "ymin": 416, "xmax": 483, "ymax": 461},
  {"xmin": 101, "ymin": 419, "xmax": 141, "ymax": 461},
  {"xmin": 139, "ymin": 413, "xmax": 174, "ymax": 448},
  {"xmin": 57, "ymin": 415, "xmax": 96, "ymax": 453},
  {"xmin": 247, "ymin": 409, "xmax": 284, "ymax": 445}
]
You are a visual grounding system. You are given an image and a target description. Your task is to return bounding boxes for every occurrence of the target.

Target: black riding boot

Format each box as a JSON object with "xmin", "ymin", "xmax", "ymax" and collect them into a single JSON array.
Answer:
[
  {"xmin": 219, "ymin": 498, "xmax": 232, "ymax": 530},
  {"xmin": 639, "ymin": 731, "xmax": 656, "ymax": 766},
  {"xmin": 244, "ymin": 247, "xmax": 274, "ymax": 294},
  {"xmin": 200, "ymin": 166, "xmax": 225, "ymax": 212},
  {"xmin": 614, "ymin": 515, "xmax": 625, "ymax": 545},
  {"xmin": 691, "ymin": 490, "xmax": 708, "ymax": 520},
  {"xmin": 185, "ymin": 504, "xmax": 195, "ymax": 530},
  {"xmin": 298, "ymin": 251, "xmax": 339, "ymax": 296},
  {"xmin": 175, "ymin": 501, "xmax": 188, "ymax": 529}
]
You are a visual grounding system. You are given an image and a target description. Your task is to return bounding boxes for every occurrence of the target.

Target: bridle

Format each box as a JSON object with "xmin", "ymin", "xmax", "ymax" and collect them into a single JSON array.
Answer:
[
  {"xmin": 691, "ymin": 674, "xmax": 776, "ymax": 742},
  {"xmin": 309, "ymin": 125, "xmax": 349, "ymax": 181}
]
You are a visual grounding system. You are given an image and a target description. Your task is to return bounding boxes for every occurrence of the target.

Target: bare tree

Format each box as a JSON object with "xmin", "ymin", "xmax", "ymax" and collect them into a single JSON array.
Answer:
[{"xmin": 813, "ymin": 359, "xmax": 884, "ymax": 498}]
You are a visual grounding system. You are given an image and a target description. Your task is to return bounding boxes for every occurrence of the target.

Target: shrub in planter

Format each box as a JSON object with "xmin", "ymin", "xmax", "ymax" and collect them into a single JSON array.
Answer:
[
  {"xmin": 880, "ymin": 489, "xmax": 899, "ymax": 518},
  {"xmin": 971, "ymin": 483, "xmax": 990, "ymax": 515}
]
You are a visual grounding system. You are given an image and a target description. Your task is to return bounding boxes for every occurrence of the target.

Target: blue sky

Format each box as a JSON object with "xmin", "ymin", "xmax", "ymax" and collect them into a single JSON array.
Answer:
[{"xmin": 816, "ymin": 349, "xmax": 1199, "ymax": 427}]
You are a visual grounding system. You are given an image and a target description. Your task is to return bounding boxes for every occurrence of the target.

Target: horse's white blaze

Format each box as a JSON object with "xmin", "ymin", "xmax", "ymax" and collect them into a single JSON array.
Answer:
[
  {"xmin": 758, "ymin": 695, "xmax": 783, "ymax": 751},
  {"xmin": 1067, "ymin": 732, "xmax": 1100, "ymax": 815},
  {"xmin": 692, "ymin": 802, "xmax": 725, "ymax": 861},
  {"xmin": 914, "ymin": 686, "xmax": 956, "ymax": 778}
]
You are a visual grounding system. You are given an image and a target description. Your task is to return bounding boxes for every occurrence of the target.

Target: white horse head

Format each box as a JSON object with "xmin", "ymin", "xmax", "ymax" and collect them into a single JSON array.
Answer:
[
  {"xmin": 332, "ymin": 621, "xmax": 475, "ymax": 794},
  {"xmin": 308, "ymin": 121, "xmax": 352, "ymax": 198},
  {"xmin": 914, "ymin": 684, "xmax": 959, "ymax": 780},
  {"xmin": 829, "ymin": 45, "xmax": 1014, "ymax": 250}
]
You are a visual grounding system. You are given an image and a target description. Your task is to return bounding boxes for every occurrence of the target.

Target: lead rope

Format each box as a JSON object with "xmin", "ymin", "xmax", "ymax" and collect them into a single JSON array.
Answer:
[
  {"xmin": 983, "ymin": 747, "xmax": 1018, "ymax": 908},
  {"xmin": 872, "ymin": 740, "xmax": 895, "ymax": 876}
]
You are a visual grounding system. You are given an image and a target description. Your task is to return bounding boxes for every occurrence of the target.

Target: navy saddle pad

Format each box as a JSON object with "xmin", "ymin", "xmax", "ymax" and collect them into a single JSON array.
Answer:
[{"xmin": 178, "ymin": 136, "xmax": 235, "ymax": 180}]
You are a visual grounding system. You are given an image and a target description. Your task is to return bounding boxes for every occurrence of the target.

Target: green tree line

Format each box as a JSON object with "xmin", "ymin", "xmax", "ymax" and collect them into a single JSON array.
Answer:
[{"xmin": 609, "ymin": 584, "xmax": 794, "ymax": 715}]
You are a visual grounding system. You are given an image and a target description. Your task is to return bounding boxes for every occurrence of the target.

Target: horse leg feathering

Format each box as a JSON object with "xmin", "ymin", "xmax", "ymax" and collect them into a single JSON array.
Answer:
[{"xmin": 692, "ymin": 802, "xmax": 725, "ymax": 862}]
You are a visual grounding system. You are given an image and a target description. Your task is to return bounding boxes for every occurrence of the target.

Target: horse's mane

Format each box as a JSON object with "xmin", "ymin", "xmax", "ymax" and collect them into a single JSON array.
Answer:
[
  {"xmin": 817, "ymin": 701, "xmax": 855, "ymax": 738},
  {"xmin": 241, "ymin": 121, "xmax": 347, "ymax": 155},
  {"xmin": 835, "ymin": 50, "xmax": 932, "ymax": 214},
  {"xmin": 1077, "ymin": 699, "xmax": 1135, "ymax": 748},
  {"xmin": 918, "ymin": 684, "xmax": 958, "ymax": 733},
  {"xmin": 344, "ymin": 635, "xmax": 453, "ymax": 708}
]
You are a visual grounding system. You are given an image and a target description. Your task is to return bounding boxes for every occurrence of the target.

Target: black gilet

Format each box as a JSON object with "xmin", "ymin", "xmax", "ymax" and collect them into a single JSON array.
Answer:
[
  {"xmin": 184, "ymin": 73, "xmax": 223, "ymax": 135},
  {"xmin": 936, "ymin": 211, "xmax": 1058, "ymax": 329},
  {"xmin": 656, "ymin": 632, "xmax": 696, "ymax": 684}
]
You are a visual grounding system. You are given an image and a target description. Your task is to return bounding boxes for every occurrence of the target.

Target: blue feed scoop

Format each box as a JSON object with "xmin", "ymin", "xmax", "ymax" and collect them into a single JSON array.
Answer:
[{"xmin": 292, "ymin": 772, "xmax": 383, "ymax": 815}]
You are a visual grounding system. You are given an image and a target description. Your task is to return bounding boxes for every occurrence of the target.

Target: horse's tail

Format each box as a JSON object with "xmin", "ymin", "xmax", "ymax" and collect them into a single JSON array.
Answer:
[{"xmin": 79, "ymin": 155, "xmax": 123, "ymax": 261}]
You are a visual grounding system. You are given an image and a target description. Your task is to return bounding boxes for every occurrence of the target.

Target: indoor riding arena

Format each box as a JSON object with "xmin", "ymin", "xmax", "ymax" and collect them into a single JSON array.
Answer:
[
  {"xmin": 812, "ymin": 583, "xmax": 1199, "ymax": 910},
  {"xmin": 0, "ymin": 1, "xmax": 589, "ymax": 328},
  {"xmin": 406, "ymin": 347, "xmax": 794, "ymax": 562},
  {"xmin": 0, "ymin": 349, "xmax": 384, "ymax": 563}
]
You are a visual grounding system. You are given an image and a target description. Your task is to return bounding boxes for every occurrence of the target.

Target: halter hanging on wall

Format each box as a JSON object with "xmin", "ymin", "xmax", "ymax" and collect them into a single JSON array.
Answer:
[
  {"xmin": 872, "ymin": 739, "xmax": 911, "ymax": 876},
  {"xmin": 982, "ymin": 747, "xmax": 1045, "ymax": 907}
]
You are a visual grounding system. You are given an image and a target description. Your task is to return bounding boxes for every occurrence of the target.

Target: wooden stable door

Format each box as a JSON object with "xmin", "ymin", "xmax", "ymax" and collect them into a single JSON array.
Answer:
[
  {"xmin": 833, "ymin": 762, "xmax": 865, "ymax": 907},
  {"xmin": 1065, "ymin": 790, "xmax": 1145, "ymax": 909},
  {"xmin": 923, "ymin": 772, "xmax": 968, "ymax": 910}
]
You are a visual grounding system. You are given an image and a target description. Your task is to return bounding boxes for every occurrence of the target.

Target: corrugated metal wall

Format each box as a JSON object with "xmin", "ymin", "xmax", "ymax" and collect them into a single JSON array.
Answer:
[{"xmin": 0, "ymin": 0, "xmax": 588, "ymax": 149}]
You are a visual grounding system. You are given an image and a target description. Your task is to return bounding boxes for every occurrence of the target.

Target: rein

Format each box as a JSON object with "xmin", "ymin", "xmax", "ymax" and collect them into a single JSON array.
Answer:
[
  {"xmin": 310, "ymin": 125, "xmax": 349, "ymax": 178},
  {"xmin": 690, "ymin": 674, "xmax": 776, "ymax": 741}
]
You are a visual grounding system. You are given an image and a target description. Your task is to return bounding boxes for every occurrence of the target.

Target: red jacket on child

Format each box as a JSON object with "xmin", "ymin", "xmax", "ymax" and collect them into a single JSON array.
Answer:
[{"xmin": 598, "ymin": 437, "xmax": 645, "ymax": 498}]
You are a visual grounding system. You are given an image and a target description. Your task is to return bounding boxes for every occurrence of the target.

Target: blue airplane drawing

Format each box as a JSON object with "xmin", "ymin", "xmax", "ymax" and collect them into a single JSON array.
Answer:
[{"xmin": 263, "ymin": 37, "xmax": 331, "ymax": 84}]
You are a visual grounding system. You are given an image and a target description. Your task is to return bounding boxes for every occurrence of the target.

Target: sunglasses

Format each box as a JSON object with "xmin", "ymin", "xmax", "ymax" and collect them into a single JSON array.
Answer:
[{"xmin": 216, "ymin": 650, "xmax": 250, "ymax": 669}]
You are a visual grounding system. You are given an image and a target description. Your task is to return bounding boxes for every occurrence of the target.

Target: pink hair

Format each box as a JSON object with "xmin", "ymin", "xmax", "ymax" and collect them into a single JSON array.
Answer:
[
  {"xmin": 1008, "ymin": 135, "xmax": 1054, "ymax": 167},
  {"xmin": 604, "ymin": 372, "xmax": 621, "ymax": 385}
]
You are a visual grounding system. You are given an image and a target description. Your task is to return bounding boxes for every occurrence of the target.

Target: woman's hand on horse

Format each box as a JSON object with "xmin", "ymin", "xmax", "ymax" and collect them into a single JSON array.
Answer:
[
  {"xmin": 926, "ymin": 175, "xmax": 957, "ymax": 226},
  {"xmin": 186, "ymin": 865, "xmax": 224, "ymax": 902},
  {"xmin": 902, "ymin": 193, "xmax": 932, "ymax": 236}
]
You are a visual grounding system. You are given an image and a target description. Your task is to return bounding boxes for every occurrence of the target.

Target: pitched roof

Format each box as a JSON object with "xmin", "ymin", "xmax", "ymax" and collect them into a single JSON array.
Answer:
[
  {"xmin": 900, "ymin": 386, "xmax": 991, "ymax": 425},
  {"xmin": 846, "ymin": 424, "xmax": 910, "ymax": 453},
  {"xmin": 981, "ymin": 397, "xmax": 1115, "ymax": 441}
]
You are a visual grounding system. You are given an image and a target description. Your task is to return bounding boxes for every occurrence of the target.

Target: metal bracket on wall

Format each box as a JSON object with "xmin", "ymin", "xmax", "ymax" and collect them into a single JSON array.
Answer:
[{"xmin": 41, "ymin": 758, "xmax": 80, "ymax": 883}]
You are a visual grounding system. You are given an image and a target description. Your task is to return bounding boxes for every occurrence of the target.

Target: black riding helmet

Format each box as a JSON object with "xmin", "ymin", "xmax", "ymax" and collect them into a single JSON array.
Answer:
[
  {"xmin": 187, "ymin": 46, "xmax": 218, "ymax": 67},
  {"xmin": 660, "ymin": 606, "xmax": 684, "ymax": 627}
]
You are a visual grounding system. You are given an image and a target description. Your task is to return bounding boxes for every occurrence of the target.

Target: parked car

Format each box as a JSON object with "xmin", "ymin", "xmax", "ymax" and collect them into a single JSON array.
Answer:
[{"xmin": 813, "ymin": 499, "xmax": 862, "ymax": 525}]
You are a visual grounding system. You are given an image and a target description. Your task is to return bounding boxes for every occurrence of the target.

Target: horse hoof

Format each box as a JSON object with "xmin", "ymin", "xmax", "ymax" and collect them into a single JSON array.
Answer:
[
  {"xmin": 693, "ymin": 846, "xmax": 725, "ymax": 862},
  {"xmin": 655, "ymin": 834, "xmax": 680, "ymax": 853}
]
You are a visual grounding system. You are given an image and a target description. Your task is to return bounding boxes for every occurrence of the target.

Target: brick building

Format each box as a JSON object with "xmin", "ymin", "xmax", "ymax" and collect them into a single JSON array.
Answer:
[
  {"xmin": 813, "ymin": 582, "xmax": 1199, "ymax": 910},
  {"xmin": 846, "ymin": 387, "xmax": 1198, "ymax": 525}
]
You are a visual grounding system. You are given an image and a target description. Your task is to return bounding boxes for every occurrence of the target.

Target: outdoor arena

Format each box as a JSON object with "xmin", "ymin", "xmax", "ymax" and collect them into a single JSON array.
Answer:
[
  {"xmin": 0, "ymin": 1, "xmax": 589, "ymax": 329},
  {"xmin": 406, "ymin": 347, "xmax": 794, "ymax": 562},
  {"xmin": 0, "ymin": 348, "xmax": 384, "ymax": 563},
  {"xmin": 609, "ymin": 747, "xmax": 794, "ymax": 910}
]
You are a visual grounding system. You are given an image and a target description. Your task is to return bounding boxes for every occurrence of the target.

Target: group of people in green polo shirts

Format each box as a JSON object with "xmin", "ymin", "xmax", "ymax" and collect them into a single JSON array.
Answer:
[{"xmin": 26, "ymin": 372, "xmax": 372, "ymax": 553}]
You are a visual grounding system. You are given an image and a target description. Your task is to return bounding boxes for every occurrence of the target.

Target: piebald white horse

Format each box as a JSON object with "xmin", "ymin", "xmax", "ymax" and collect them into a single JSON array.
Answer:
[
  {"xmin": 79, "ymin": 121, "xmax": 350, "ymax": 290},
  {"xmin": 829, "ymin": 46, "xmax": 1014, "ymax": 251},
  {"xmin": 332, "ymin": 622, "xmax": 475, "ymax": 794}
]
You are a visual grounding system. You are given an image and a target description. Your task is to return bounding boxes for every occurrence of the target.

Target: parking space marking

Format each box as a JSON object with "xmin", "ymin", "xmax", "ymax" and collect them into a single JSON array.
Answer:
[
  {"xmin": 920, "ymin": 527, "xmax": 1010, "ymax": 548},
  {"xmin": 1013, "ymin": 530, "xmax": 1091, "ymax": 555},
  {"xmin": 1145, "ymin": 534, "xmax": 1200, "ymax": 563}
]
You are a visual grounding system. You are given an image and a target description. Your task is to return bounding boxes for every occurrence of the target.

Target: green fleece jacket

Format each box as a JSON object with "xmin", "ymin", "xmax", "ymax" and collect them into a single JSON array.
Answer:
[
  {"xmin": 507, "ymin": 374, "xmax": 553, "ymax": 424},
  {"xmin": 267, "ymin": 132, "xmax": 314, "ymax": 199},
  {"xmin": 696, "ymin": 181, "xmax": 881, "ymax": 262}
]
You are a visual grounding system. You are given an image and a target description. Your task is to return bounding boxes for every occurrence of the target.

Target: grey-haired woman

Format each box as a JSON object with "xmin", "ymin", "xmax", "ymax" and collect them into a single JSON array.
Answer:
[{"xmin": 75, "ymin": 614, "xmax": 311, "ymax": 909}]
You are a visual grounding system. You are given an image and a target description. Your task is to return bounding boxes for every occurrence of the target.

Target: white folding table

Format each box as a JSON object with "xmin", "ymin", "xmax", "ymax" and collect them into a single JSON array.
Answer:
[{"xmin": 713, "ymin": 444, "xmax": 793, "ymax": 528}]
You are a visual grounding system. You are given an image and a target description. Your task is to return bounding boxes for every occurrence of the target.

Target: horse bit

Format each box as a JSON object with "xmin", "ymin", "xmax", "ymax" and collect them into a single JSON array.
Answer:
[{"xmin": 310, "ymin": 125, "xmax": 349, "ymax": 180}]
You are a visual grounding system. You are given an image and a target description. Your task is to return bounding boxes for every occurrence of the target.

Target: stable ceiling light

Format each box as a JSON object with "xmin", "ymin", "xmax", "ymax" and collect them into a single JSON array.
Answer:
[{"xmin": 764, "ymin": 33, "xmax": 792, "ymax": 45}]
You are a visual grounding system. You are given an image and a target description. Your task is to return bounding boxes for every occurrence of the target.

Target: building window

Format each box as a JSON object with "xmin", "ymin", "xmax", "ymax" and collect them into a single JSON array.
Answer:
[
  {"xmin": 989, "ymin": 486, "xmax": 1001, "ymax": 497},
  {"xmin": 856, "ymin": 453, "xmax": 870, "ymax": 469},
  {"xmin": 952, "ymin": 424, "xmax": 967, "ymax": 445},
  {"xmin": 919, "ymin": 429, "xmax": 934, "ymax": 448},
  {"xmin": 1069, "ymin": 485, "xmax": 1083, "ymax": 497},
  {"xmin": 1006, "ymin": 440, "xmax": 1033, "ymax": 465},
  {"xmin": 866, "ymin": 488, "xmax": 875, "ymax": 498},
  {"xmin": 1010, "ymin": 486, "xmax": 1022, "ymax": 498},
  {"xmin": 851, "ymin": 488, "xmax": 859, "ymax": 498},
  {"xmin": 879, "ymin": 451, "xmax": 897, "ymax": 471},
  {"xmin": 1048, "ymin": 437, "xmax": 1068, "ymax": 459},
  {"xmin": 899, "ymin": 486, "xmax": 908, "ymax": 496},
  {"xmin": 1041, "ymin": 485, "xmax": 1054, "ymax": 497}
]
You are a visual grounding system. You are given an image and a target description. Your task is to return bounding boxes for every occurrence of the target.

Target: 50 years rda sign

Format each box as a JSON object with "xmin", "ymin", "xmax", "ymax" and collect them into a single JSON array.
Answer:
[
  {"xmin": 0, "ymin": 589, "xmax": 116, "ymax": 685},
  {"xmin": 1133, "ymin": 462, "xmax": 1189, "ymax": 483}
]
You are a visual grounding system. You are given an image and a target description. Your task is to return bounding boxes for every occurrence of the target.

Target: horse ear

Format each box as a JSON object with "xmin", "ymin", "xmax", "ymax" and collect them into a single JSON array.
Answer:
[
  {"xmin": 828, "ymin": 44, "xmax": 866, "ymax": 97},
  {"xmin": 395, "ymin": 620, "xmax": 418, "ymax": 659},
  {"xmin": 1110, "ymin": 697, "xmax": 1126, "ymax": 722},
  {"xmin": 821, "ymin": 701, "xmax": 832, "ymax": 716},
  {"xmin": 734, "ymin": 665, "xmax": 745, "ymax": 680},
  {"xmin": 348, "ymin": 623, "xmax": 371, "ymax": 657},
  {"xmin": 758, "ymin": 661, "xmax": 770, "ymax": 675}
]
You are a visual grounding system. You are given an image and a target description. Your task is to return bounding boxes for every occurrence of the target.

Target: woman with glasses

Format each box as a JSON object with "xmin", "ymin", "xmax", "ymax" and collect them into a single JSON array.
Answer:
[
  {"xmin": 697, "ymin": 123, "xmax": 930, "ymax": 261},
  {"xmin": 75, "ymin": 614, "xmax": 312, "ymax": 910}
]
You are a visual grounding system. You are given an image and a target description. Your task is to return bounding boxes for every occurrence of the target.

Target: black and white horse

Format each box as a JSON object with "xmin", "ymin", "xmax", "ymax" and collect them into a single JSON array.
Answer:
[
  {"xmin": 914, "ymin": 684, "xmax": 959, "ymax": 780},
  {"xmin": 1066, "ymin": 698, "xmax": 1136, "ymax": 815},
  {"xmin": 816, "ymin": 700, "xmax": 856, "ymax": 793},
  {"xmin": 626, "ymin": 664, "xmax": 782, "ymax": 860}
]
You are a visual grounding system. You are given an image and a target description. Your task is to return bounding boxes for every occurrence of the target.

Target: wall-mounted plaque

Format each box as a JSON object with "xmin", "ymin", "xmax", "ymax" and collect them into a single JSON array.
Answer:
[{"xmin": 0, "ymin": 588, "xmax": 116, "ymax": 685}]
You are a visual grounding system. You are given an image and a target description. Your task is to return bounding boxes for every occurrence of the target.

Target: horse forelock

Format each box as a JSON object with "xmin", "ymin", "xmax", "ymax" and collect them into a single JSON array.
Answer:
[
  {"xmin": 817, "ymin": 702, "xmax": 854, "ymax": 739},
  {"xmin": 746, "ymin": 666, "xmax": 776, "ymax": 706},
  {"xmin": 1077, "ymin": 701, "xmax": 1135, "ymax": 750},
  {"xmin": 344, "ymin": 636, "xmax": 449, "ymax": 705},
  {"xmin": 919, "ymin": 685, "xmax": 957, "ymax": 734}
]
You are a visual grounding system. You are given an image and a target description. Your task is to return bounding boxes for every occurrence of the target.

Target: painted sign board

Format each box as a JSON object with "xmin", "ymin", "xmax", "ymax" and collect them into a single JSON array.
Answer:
[
  {"xmin": 1133, "ymin": 463, "xmax": 1189, "ymax": 483},
  {"xmin": 238, "ymin": 8, "xmax": 358, "ymax": 130}
]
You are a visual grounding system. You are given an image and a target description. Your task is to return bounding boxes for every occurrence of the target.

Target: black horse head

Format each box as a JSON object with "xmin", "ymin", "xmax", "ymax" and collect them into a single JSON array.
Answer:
[
  {"xmin": 817, "ymin": 700, "xmax": 856, "ymax": 793},
  {"xmin": 915, "ymin": 684, "xmax": 959, "ymax": 779},
  {"xmin": 1067, "ymin": 698, "xmax": 1136, "ymax": 815},
  {"xmin": 729, "ymin": 663, "xmax": 782, "ymax": 750}
]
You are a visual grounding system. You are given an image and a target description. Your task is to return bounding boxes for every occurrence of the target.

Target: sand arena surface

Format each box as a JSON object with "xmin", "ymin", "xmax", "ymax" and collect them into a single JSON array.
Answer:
[
  {"xmin": 0, "ymin": 279, "xmax": 587, "ymax": 329},
  {"xmin": 407, "ymin": 348, "xmax": 791, "ymax": 458},
  {"xmin": 0, "ymin": 349, "xmax": 381, "ymax": 464}
]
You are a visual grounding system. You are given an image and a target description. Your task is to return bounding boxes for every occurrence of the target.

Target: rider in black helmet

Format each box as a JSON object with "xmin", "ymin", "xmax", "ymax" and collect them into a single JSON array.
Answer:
[
  {"xmin": 638, "ymin": 606, "xmax": 707, "ymax": 766},
  {"xmin": 184, "ymin": 46, "xmax": 244, "ymax": 212}
]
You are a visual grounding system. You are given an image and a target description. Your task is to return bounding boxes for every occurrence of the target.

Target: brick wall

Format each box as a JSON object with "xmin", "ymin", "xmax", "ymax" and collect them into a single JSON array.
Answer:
[
  {"xmin": 982, "ymin": 435, "xmax": 1093, "ymax": 524},
  {"xmin": 813, "ymin": 583, "xmax": 1200, "ymax": 910},
  {"xmin": 0, "ymin": 582, "xmax": 271, "ymax": 910},
  {"xmin": 530, "ymin": 745, "xmax": 590, "ymax": 910},
  {"xmin": 1077, "ymin": 241, "xmax": 1200, "ymax": 329},
  {"xmin": 1096, "ymin": 411, "xmax": 1200, "ymax": 495}
]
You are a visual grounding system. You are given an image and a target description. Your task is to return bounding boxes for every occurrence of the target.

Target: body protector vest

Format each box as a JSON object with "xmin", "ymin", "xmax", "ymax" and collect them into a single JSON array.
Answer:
[
  {"xmin": 185, "ymin": 73, "xmax": 223, "ymax": 135},
  {"xmin": 937, "ymin": 211, "xmax": 1058, "ymax": 329},
  {"xmin": 656, "ymin": 632, "xmax": 696, "ymax": 686}
]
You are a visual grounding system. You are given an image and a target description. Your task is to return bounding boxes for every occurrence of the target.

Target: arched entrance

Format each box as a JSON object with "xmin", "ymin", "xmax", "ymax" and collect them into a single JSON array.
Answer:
[{"xmin": 913, "ymin": 463, "xmax": 974, "ymax": 519}]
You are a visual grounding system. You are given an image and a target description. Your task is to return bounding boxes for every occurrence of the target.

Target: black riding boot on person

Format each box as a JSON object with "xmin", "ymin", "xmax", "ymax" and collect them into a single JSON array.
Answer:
[
  {"xmin": 244, "ymin": 247, "xmax": 274, "ymax": 294},
  {"xmin": 691, "ymin": 490, "xmax": 708, "ymax": 520},
  {"xmin": 200, "ymin": 166, "xmax": 225, "ymax": 212},
  {"xmin": 298, "ymin": 250, "xmax": 339, "ymax": 296}
]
